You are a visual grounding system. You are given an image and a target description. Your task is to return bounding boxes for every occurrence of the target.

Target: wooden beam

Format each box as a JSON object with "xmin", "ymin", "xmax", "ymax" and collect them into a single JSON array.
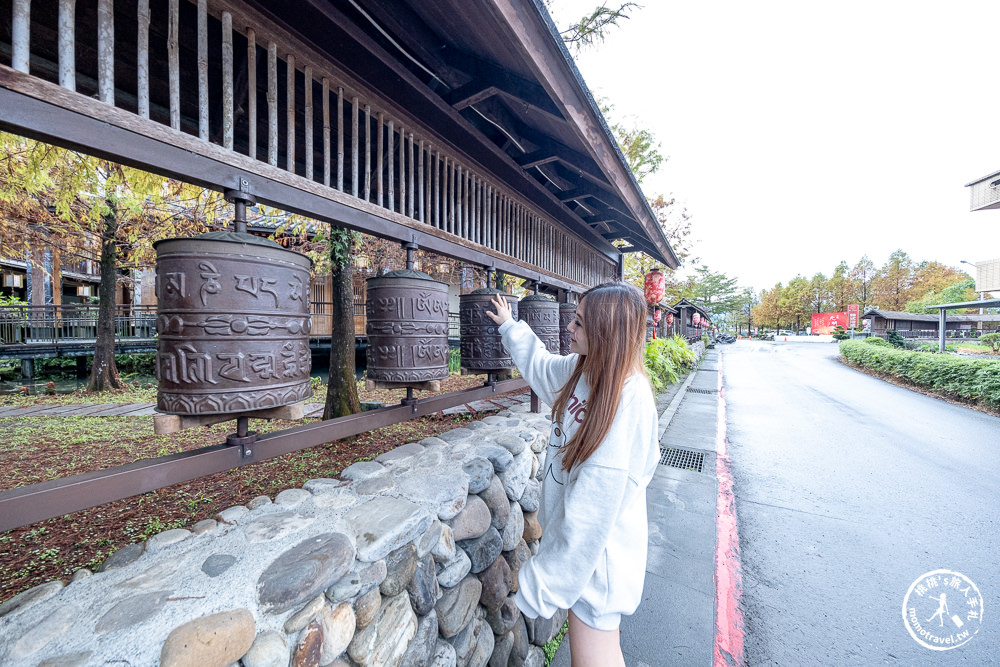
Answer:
[{"xmin": 442, "ymin": 47, "xmax": 563, "ymax": 120}]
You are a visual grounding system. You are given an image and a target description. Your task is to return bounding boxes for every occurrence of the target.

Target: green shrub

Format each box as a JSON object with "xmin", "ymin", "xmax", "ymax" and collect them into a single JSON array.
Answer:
[
  {"xmin": 863, "ymin": 337, "xmax": 889, "ymax": 346},
  {"xmin": 981, "ymin": 333, "xmax": 1000, "ymax": 354},
  {"xmin": 448, "ymin": 347, "xmax": 461, "ymax": 373},
  {"xmin": 839, "ymin": 340, "xmax": 1000, "ymax": 408},
  {"xmin": 644, "ymin": 336, "xmax": 694, "ymax": 393},
  {"xmin": 832, "ymin": 326, "xmax": 850, "ymax": 341},
  {"xmin": 886, "ymin": 330, "xmax": 906, "ymax": 348}
]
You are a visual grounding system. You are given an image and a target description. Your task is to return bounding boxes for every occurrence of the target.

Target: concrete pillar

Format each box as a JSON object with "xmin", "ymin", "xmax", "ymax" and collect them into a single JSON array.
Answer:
[
  {"xmin": 21, "ymin": 358, "xmax": 34, "ymax": 381},
  {"xmin": 77, "ymin": 356, "xmax": 89, "ymax": 377}
]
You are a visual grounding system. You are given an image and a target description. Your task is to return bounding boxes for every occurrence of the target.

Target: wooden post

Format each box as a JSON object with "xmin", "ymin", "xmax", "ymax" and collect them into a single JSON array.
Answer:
[
  {"xmin": 221, "ymin": 11, "xmax": 234, "ymax": 150},
  {"xmin": 336, "ymin": 86, "xmax": 344, "ymax": 191},
  {"xmin": 197, "ymin": 0, "xmax": 208, "ymax": 140},
  {"xmin": 304, "ymin": 66, "xmax": 313, "ymax": 178},
  {"xmin": 408, "ymin": 132, "xmax": 415, "ymax": 218},
  {"xmin": 60, "ymin": 0, "xmax": 77, "ymax": 91},
  {"xmin": 322, "ymin": 78, "xmax": 330, "ymax": 186},
  {"xmin": 351, "ymin": 95, "xmax": 359, "ymax": 197},
  {"xmin": 267, "ymin": 42, "xmax": 278, "ymax": 166},
  {"xmin": 363, "ymin": 104, "xmax": 371, "ymax": 201},
  {"xmin": 286, "ymin": 54, "xmax": 296, "ymax": 172},
  {"xmin": 247, "ymin": 28, "xmax": 257, "ymax": 159},
  {"xmin": 386, "ymin": 119, "xmax": 394, "ymax": 210},
  {"xmin": 377, "ymin": 112, "xmax": 384, "ymax": 206},
  {"xmin": 97, "ymin": 0, "xmax": 114, "ymax": 105}
]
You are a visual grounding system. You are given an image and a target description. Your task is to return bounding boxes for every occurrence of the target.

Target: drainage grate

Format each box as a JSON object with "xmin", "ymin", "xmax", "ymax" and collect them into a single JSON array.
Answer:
[
  {"xmin": 659, "ymin": 447, "xmax": 705, "ymax": 472},
  {"xmin": 687, "ymin": 387, "xmax": 717, "ymax": 395}
]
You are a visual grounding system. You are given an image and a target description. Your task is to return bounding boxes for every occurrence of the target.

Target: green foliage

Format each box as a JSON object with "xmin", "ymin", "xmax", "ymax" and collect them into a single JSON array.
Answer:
[
  {"xmin": 904, "ymin": 278, "xmax": 976, "ymax": 313},
  {"xmin": 556, "ymin": 2, "xmax": 639, "ymax": 51},
  {"xmin": 832, "ymin": 326, "xmax": 850, "ymax": 341},
  {"xmin": 116, "ymin": 352, "xmax": 156, "ymax": 375},
  {"xmin": 448, "ymin": 347, "xmax": 461, "ymax": 373},
  {"xmin": 644, "ymin": 336, "xmax": 694, "ymax": 393},
  {"xmin": 839, "ymin": 340, "xmax": 1000, "ymax": 408},
  {"xmin": 863, "ymin": 336, "xmax": 890, "ymax": 347},
  {"xmin": 886, "ymin": 330, "xmax": 906, "ymax": 348},
  {"xmin": 980, "ymin": 333, "xmax": 1000, "ymax": 354},
  {"xmin": 543, "ymin": 620, "xmax": 570, "ymax": 665}
]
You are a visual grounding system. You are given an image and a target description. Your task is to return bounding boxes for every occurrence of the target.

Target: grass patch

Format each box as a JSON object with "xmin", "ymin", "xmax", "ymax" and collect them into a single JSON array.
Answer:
[{"xmin": 543, "ymin": 620, "xmax": 569, "ymax": 665}]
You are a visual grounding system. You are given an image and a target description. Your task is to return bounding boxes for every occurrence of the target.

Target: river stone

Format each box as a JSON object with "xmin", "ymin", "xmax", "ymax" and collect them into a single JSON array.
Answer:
[
  {"xmin": 501, "ymin": 502, "xmax": 524, "ymax": 552},
  {"xmin": 283, "ymin": 594, "xmax": 327, "ymax": 634},
  {"xmin": 414, "ymin": 448, "xmax": 445, "ymax": 468},
  {"xmin": 416, "ymin": 520, "xmax": 444, "ymax": 558},
  {"xmin": 485, "ymin": 596, "xmax": 519, "ymax": 636},
  {"xmin": 242, "ymin": 630, "xmax": 288, "ymax": 667},
  {"xmin": 160, "ymin": 609, "xmax": 255, "ymax": 667},
  {"xmin": 477, "ymin": 556, "xmax": 512, "ymax": 611},
  {"xmin": 436, "ymin": 549, "xmax": 472, "ymax": 588},
  {"xmin": 216, "ymin": 505, "xmax": 250, "ymax": 524},
  {"xmin": 407, "ymin": 555, "xmax": 440, "ymax": 616},
  {"xmin": 70, "ymin": 568, "xmax": 92, "ymax": 583},
  {"xmin": 340, "ymin": 461, "xmax": 386, "ymax": 481},
  {"xmin": 420, "ymin": 436, "xmax": 448, "ymax": 447},
  {"xmin": 489, "ymin": 631, "xmax": 513, "ymax": 667},
  {"xmin": 0, "ymin": 580, "xmax": 64, "ymax": 618},
  {"xmin": 351, "ymin": 474, "xmax": 395, "ymax": 496},
  {"xmin": 429, "ymin": 640, "xmax": 458, "ymax": 667},
  {"xmin": 530, "ymin": 456, "xmax": 539, "ymax": 478},
  {"xmin": 467, "ymin": 619, "xmax": 494, "ymax": 667},
  {"xmin": 354, "ymin": 586, "xmax": 381, "ymax": 629},
  {"xmin": 446, "ymin": 495, "xmax": 491, "ymax": 541},
  {"xmin": 522, "ymin": 511, "xmax": 542, "ymax": 542},
  {"xmin": 344, "ymin": 496, "xmax": 433, "ymax": 562},
  {"xmin": 313, "ymin": 490, "xmax": 359, "ymax": 511},
  {"xmin": 500, "ymin": 451, "xmax": 533, "ymax": 501},
  {"xmin": 435, "ymin": 576, "xmax": 482, "ymax": 638},
  {"xmin": 504, "ymin": 540, "xmax": 531, "ymax": 593},
  {"xmin": 534, "ymin": 449, "xmax": 547, "ymax": 481},
  {"xmin": 246, "ymin": 512, "xmax": 314, "ymax": 543},
  {"xmin": 528, "ymin": 541, "xmax": 539, "ymax": 556},
  {"xmin": 466, "ymin": 420, "xmax": 489, "ymax": 431},
  {"xmin": 481, "ymin": 416, "xmax": 506, "ymax": 425},
  {"xmin": 6, "ymin": 603, "xmax": 79, "ymax": 661},
  {"xmin": 275, "ymin": 488, "xmax": 312, "ymax": 507},
  {"xmin": 327, "ymin": 559, "xmax": 388, "ymax": 601},
  {"xmin": 293, "ymin": 617, "xmax": 323, "ymax": 667},
  {"xmin": 396, "ymin": 470, "xmax": 469, "ymax": 520},
  {"xmin": 99, "ymin": 543, "xmax": 145, "ymax": 572},
  {"xmin": 257, "ymin": 533, "xmax": 355, "ymax": 614},
  {"xmin": 524, "ymin": 646, "xmax": 546, "ymax": 667},
  {"xmin": 527, "ymin": 608, "xmax": 568, "ymax": 647},
  {"xmin": 520, "ymin": 477, "xmax": 541, "ymax": 511},
  {"xmin": 399, "ymin": 609, "xmax": 438, "ymax": 667},
  {"xmin": 145, "ymin": 528, "xmax": 192, "ymax": 553},
  {"xmin": 347, "ymin": 593, "xmax": 418, "ymax": 667},
  {"xmin": 202, "ymin": 553, "xmax": 238, "ymax": 578},
  {"xmin": 438, "ymin": 427, "xmax": 475, "ymax": 443},
  {"xmin": 192, "ymin": 518, "xmax": 219, "ymax": 535},
  {"xmin": 119, "ymin": 559, "xmax": 181, "ymax": 591},
  {"xmin": 95, "ymin": 590, "xmax": 171, "ymax": 633},
  {"xmin": 494, "ymin": 434, "xmax": 526, "ymax": 456},
  {"xmin": 462, "ymin": 457, "xmax": 494, "ymax": 494},
  {"xmin": 247, "ymin": 494, "xmax": 273, "ymax": 510},
  {"xmin": 478, "ymin": 475, "xmax": 510, "ymax": 531},
  {"xmin": 445, "ymin": 613, "xmax": 488, "ymax": 667},
  {"xmin": 431, "ymin": 524, "xmax": 457, "ymax": 563},
  {"xmin": 36, "ymin": 652, "xmax": 94, "ymax": 667},
  {"xmin": 476, "ymin": 444, "xmax": 514, "ymax": 473},
  {"xmin": 458, "ymin": 528, "xmax": 503, "ymax": 575},
  {"xmin": 303, "ymin": 477, "xmax": 347, "ymax": 493},
  {"xmin": 510, "ymin": 615, "xmax": 529, "ymax": 662},
  {"xmin": 528, "ymin": 433, "xmax": 547, "ymax": 454},
  {"xmin": 381, "ymin": 544, "xmax": 418, "ymax": 597},
  {"xmin": 377, "ymin": 442, "xmax": 425, "ymax": 463},
  {"xmin": 320, "ymin": 602, "xmax": 356, "ymax": 664}
]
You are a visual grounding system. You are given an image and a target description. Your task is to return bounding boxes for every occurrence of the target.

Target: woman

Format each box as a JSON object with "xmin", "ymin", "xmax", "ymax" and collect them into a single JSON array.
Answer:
[{"xmin": 487, "ymin": 281, "xmax": 659, "ymax": 667}]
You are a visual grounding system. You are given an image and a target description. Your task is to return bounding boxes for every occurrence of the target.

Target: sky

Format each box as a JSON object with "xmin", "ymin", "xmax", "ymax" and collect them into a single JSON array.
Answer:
[{"xmin": 546, "ymin": 0, "xmax": 1000, "ymax": 292}]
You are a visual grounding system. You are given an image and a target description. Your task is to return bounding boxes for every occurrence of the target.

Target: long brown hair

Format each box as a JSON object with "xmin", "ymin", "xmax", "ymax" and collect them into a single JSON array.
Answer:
[{"xmin": 551, "ymin": 281, "xmax": 648, "ymax": 470}]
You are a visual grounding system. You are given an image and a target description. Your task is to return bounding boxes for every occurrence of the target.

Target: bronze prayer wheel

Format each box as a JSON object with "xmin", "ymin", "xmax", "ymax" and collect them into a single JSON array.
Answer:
[
  {"xmin": 519, "ymin": 294, "xmax": 559, "ymax": 354},
  {"xmin": 559, "ymin": 303, "xmax": 577, "ymax": 355},
  {"xmin": 460, "ymin": 288, "xmax": 518, "ymax": 373},
  {"xmin": 154, "ymin": 232, "xmax": 313, "ymax": 415},
  {"xmin": 365, "ymin": 269, "xmax": 450, "ymax": 384}
]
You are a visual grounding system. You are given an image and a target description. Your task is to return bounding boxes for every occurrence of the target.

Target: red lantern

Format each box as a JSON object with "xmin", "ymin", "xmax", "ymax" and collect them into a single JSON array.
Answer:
[
  {"xmin": 665, "ymin": 312, "xmax": 674, "ymax": 327},
  {"xmin": 652, "ymin": 308, "xmax": 662, "ymax": 325},
  {"xmin": 692, "ymin": 312, "xmax": 701, "ymax": 327},
  {"xmin": 643, "ymin": 268, "xmax": 665, "ymax": 305}
]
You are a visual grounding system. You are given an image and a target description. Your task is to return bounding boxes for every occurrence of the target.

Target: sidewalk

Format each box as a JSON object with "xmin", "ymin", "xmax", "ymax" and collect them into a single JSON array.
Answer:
[{"xmin": 552, "ymin": 348, "xmax": 721, "ymax": 666}]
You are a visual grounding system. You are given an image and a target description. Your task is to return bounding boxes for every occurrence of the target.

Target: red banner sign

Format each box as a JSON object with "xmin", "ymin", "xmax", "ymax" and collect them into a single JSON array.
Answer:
[
  {"xmin": 847, "ymin": 304, "xmax": 860, "ymax": 329},
  {"xmin": 811, "ymin": 312, "xmax": 847, "ymax": 335}
]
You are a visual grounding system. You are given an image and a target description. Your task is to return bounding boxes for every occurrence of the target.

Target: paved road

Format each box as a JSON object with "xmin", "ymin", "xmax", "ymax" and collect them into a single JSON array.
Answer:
[{"xmin": 722, "ymin": 340, "xmax": 1000, "ymax": 665}]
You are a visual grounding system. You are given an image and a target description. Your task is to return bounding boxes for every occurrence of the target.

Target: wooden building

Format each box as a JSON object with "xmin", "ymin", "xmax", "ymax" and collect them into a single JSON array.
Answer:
[
  {"xmin": 671, "ymin": 298, "xmax": 711, "ymax": 342},
  {"xmin": 863, "ymin": 308, "xmax": 1000, "ymax": 338}
]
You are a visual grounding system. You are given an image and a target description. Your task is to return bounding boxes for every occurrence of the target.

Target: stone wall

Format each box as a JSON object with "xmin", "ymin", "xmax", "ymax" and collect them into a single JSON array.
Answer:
[{"xmin": 0, "ymin": 405, "xmax": 566, "ymax": 667}]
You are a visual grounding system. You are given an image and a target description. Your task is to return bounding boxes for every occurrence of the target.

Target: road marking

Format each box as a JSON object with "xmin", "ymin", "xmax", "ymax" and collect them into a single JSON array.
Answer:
[{"xmin": 714, "ymin": 352, "xmax": 745, "ymax": 666}]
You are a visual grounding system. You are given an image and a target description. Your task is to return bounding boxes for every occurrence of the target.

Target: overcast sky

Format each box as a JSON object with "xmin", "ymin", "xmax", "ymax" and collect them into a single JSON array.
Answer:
[{"xmin": 546, "ymin": 1, "xmax": 1000, "ymax": 292}]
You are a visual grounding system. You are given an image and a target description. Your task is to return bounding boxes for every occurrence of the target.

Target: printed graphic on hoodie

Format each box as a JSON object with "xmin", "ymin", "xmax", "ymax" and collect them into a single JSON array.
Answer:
[{"xmin": 543, "ymin": 392, "xmax": 585, "ymax": 486}]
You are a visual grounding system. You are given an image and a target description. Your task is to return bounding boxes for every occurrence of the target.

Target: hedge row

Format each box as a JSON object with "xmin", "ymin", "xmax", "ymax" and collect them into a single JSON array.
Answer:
[{"xmin": 839, "ymin": 340, "xmax": 1000, "ymax": 408}]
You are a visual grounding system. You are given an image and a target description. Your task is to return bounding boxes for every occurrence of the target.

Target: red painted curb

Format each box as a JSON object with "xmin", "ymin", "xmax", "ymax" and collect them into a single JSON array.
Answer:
[{"xmin": 713, "ymin": 354, "xmax": 745, "ymax": 666}]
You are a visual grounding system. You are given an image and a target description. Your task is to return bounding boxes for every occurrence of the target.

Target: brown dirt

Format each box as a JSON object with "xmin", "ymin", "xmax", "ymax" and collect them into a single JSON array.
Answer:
[{"xmin": 0, "ymin": 375, "xmax": 527, "ymax": 604}]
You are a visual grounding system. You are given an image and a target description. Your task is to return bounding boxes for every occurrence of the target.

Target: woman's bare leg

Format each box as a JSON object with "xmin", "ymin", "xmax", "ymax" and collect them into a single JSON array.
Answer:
[{"xmin": 567, "ymin": 610, "xmax": 625, "ymax": 667}]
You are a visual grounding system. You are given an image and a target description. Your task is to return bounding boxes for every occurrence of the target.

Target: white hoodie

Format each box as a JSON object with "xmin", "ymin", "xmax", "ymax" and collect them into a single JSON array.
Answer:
[{"xmin": 499, "ymin": 318, "xmax": 659, "ymax": 631}]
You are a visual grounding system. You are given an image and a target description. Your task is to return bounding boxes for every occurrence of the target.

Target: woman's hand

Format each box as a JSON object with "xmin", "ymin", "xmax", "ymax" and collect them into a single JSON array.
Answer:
[{"xmin": 486, "ymin": 293, "xmax": 512, "ymax": 326}]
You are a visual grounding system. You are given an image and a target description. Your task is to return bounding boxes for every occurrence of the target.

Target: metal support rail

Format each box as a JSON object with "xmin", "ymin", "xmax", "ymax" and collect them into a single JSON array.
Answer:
[{"xmin": 0, "ymin": 377, "xmax": 528, "ymax": 532}]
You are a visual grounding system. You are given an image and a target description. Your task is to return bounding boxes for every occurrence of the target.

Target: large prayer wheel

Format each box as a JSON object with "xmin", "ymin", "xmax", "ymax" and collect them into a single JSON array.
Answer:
[
  {"xmin": 519, "ymin": 294, "xmax": 559, "ymax": 354},
  {"xmin": 154, "ymin": 232, "xmax": 313, "ymax": 415},
  {"xmin": 365, "ymin": 269, "xmax": 450, "ymax": 384},
  {"xmin": 559, "ymin": 303, "xmax": 577, "ymax": 355},
  {"xmin": 460, "ymin": 288, "xmax": 518, "ymax": 373}
]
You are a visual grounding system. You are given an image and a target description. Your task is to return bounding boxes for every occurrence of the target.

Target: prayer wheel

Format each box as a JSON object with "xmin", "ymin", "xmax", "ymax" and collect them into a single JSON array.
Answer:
[
  {"xmin": 460, "ymin": 288, "xmax": 518, "ymax": 373},
  {"xmin": 365, "ymin": 269, "xmax": 450, "ymax": 385},
  {"xmin": 154, "ymin": 231, "xmax": 313, "ymax": 415},
  {"xmin": 559, "ymin": 303, "xmax": 577, "ymax": 355},
  {"xmin": 519, "ymin": 294, "xmax": 559, "ymax": 354}
]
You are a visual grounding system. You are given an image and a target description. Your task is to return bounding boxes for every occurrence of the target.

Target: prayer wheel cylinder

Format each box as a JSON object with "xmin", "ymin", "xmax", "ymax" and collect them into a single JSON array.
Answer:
[
  {"xmin": 519, "ymin": 294, "xmax": 559, "ymax": 354},
  {"xmin": 365, "ymin": 269, "xmax": 450, "ymax": 384},
  {"xmin": 154, "ymin": 231, "xmax": 313, "ymax": 415},
  {"xmin": 460, "ymin": 288, "xmax": 518, "ymax": 373},
  {"xmin": 559, "ymin": 303, "xmax": 577, "ymax": 355}
]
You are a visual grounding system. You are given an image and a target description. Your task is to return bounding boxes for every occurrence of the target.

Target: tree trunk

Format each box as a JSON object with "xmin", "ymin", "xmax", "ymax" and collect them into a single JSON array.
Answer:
[
  {"xmin": 88, "ymin": 202, "xmax": 124, "ymax": 391},
  {"xmin": 323, "ymin": 230, "xmax": 360, "ymax": 419}
]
